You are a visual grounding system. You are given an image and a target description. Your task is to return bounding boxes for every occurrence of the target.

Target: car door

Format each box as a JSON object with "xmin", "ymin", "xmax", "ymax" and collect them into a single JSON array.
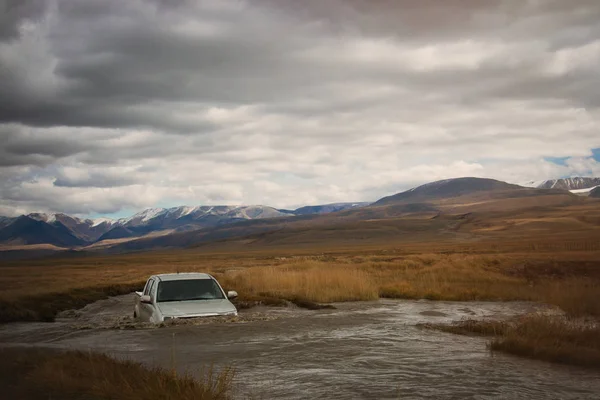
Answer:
[{"xmin": 139, "ymin": 278, "xmax": 156, "ymax": 322}]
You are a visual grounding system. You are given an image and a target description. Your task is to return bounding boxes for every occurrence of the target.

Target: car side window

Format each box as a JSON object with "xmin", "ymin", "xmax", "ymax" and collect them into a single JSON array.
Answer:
[
  {"xmin": 143, "ymin": 279, "xmax": 154, "ymax": 296},
  {"xmin": 148, "ymin": 280, "xmax": 156, "ymax": 299},
  {"xmin": 150, "ymin": 280, "xmax": 158, "ymax": 300}
]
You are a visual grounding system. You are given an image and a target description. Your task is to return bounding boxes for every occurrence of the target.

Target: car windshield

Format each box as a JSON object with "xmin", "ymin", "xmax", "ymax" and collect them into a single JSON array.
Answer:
[{"xmin": 156, "ymin": 279, "xmax": 225, "ymax": 302}]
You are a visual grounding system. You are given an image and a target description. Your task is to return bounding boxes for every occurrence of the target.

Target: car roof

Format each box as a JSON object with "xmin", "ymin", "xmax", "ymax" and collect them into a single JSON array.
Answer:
[{"xmin": 153, "ymin": 273, "xmax": 213, "ymax": 281}]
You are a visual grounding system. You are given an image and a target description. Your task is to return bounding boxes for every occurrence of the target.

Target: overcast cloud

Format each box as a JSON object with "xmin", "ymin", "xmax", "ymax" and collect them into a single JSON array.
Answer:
[{"xmin": 1, "ymin": 0, "xmax": 599, "ymax": 217}]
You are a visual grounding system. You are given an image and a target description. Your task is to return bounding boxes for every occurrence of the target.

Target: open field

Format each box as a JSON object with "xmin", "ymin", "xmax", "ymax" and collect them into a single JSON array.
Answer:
[{"xmin": 0, "ymin": 348, "xmax": 233, "ymax": 400}]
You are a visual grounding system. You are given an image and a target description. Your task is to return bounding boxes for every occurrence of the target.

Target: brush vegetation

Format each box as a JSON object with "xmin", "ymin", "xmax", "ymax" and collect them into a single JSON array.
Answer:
[
  {"xmin": 423, "ymin": 315, "xmax": 600, "ymax": 369},
  {"xmin": 490, "ymin": 315, "xmax": 600, "ymax": 369},
  {"xmin": 0, "ymin": 348, "xmax": 234, "ymax": 400}
]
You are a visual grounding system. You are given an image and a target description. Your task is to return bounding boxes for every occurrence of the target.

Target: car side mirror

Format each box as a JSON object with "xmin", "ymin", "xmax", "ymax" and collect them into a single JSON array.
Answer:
[
  {"xmin": 227, "ymin": 290, "xmax": 238, "ymax": 299},
  {"xmin": 140, "ymin": 295, "xmax": 152, "ymax": 304}
]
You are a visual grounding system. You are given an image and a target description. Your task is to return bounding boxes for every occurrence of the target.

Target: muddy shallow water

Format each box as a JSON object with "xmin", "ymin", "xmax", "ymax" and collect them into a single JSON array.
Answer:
[{"xmin": 1, "ymin": 295, "xmax": 599, "ymax": 399}]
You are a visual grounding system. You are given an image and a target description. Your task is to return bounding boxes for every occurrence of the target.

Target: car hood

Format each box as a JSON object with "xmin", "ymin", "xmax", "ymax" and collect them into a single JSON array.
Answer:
[{"xmin": 157, "ymin": 299, "xmax": 237, "ymax": 318}]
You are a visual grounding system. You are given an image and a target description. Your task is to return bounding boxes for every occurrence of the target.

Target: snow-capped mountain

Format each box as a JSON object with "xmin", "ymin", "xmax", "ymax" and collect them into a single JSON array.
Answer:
[
  {"xmin": 116, "ymin": 205, "xmax": 293, "ymax": 228},
  {"xmin": 118, "ymin": 208, "xmax": 167, "ymax": 226},
  {"xmin": 27, "ymin": 213, "xmax": 58, "ymax": 223},
  {"xmin": 24, "ymin": 213, "xmax": 118, "ymax": 242},
  {"xmin": 91, "ymin": 217, "xmax": 116, "ymax": 227},
  {"xmin": 527, "ymin": 177, "xmax": 600, "ymax": 191},
  {"xmin": 0, "ymin": 202, "xmax": 369, "ymax": 247}
]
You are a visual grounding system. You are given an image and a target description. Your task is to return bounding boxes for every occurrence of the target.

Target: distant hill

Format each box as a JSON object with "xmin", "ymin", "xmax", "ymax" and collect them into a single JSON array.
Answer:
[
  {"xmin": 292, "ymin": 202, "xmax": 370, "ymax": 215},
  {"xmin": 0, "ymin": 216, "xmax": 88, "ymax": 247},
  {"xmin": 373, "ymin": 177, "xmax": 523, "ymax": 206},
  {"xmin": 589, "ymin": 187, "xmax": 600, "ymax": 198}
]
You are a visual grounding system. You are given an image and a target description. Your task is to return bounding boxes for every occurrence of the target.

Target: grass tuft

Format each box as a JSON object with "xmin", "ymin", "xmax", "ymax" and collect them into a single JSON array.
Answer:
[
  {"xmin": 0, "ymin": 348, "xmax": 234, "ymax": 400},
  {"xmin": 422, "ymin": 314, "xmax": 600, "ymax": 369},
  {"xmin": 490, "ymin": 315, "xmax": 600, "ymax": 369}
]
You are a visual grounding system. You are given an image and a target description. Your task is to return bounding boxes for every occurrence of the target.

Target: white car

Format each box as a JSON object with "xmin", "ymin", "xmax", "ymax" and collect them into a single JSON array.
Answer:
[{"xmin": 134, "ymin": 273, "xmax": 238, "ymax": 323}]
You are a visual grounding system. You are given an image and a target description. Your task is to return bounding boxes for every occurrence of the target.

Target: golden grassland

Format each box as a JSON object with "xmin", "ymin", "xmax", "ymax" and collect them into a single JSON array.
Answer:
[
  {"xmin": 0, "ymin": 348, "xmax": 234, "ymax": 400},
  {"xmin": 1, "ymin": 240, "xmax": 599, "ymax": 319}
]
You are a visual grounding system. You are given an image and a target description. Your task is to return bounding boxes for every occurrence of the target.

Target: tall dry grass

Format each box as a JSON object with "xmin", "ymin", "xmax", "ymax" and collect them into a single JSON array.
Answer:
[
  {"xmin": 537, "ymin": 278, "xmax": 600, "ymax": 317},
  {"xmin": 490, "ymin": 315, "xmax": 600, "ymax": 368},
  {"xmin": 221, "ymin": 264, "xmax": 379, "ymax": 303},
  {"xmin": 0, "ymin": 348, "xmax": 234, "ymax": 400},
  {"xmin": 422, "ymin": 314, "xmax": 600, "ymax": 368},
  {"xmin": 219, "ymin": 254, "xmax": 539, "ymax": 304}
]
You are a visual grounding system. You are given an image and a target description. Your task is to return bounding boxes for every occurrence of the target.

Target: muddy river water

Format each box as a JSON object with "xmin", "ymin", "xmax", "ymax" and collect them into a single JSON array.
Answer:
[{"xmin": 1, "ymin": 295, "xmax": 599, "ymax": 399}]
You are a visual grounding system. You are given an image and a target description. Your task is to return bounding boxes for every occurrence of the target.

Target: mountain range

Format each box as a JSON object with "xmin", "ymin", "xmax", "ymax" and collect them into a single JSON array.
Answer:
[
  {"xmin": 0, "ymin": 203, "xmax": 369, "ymax": 247},
  {"xmin": 97, "ymin": 176, "xmax": 588, "ymax": 255},
  {"xmin": 1, "ymin": 176, "xmax": 598, "ymax": 253}
]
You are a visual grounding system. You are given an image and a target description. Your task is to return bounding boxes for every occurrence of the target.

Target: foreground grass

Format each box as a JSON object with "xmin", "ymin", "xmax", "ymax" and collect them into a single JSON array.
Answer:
[
  {"xmin": 0, "ymin": 348, "xmax": 234, "ymax": 400},
  {"xmin": 422, "ymin": 315, "xmax": 600, "ymax": 369}
]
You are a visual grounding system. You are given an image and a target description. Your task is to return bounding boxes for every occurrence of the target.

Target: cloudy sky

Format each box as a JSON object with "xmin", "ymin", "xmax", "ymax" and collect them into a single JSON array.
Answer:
[{"xmin": 1, "ymin": 0, "xmax": 599, "ymax": 218}]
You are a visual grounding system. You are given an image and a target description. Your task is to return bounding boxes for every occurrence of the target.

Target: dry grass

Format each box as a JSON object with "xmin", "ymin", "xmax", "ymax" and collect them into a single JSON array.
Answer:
[
  {"xmin": 0, "ymin": 348, "xmax": 234, "ymax": 400},
  {"xmin": 537, "ymin": 278, "xmax": 600, "ymax": 317},
  {"xmin": 221, "ymin": 264, "xmax": 379, "ymax": 303},
  {"xmin": 1, "ymin": 248, "xmax": 599, "ymax": 322},
  {"xmin": 422, "ymin": 315, "xmax": 600, "ymax": 368},
  {"xmin": 220, "ymin": 253, "xmax": 600, "ymax": 308},
  {"xmin": 490, "ymin": 315, "xmax": 600, "ymax": 369}
]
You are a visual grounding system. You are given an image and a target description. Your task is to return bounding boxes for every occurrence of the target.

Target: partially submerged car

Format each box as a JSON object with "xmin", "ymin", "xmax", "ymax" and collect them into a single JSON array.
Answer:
[{"xmin": 134, "ymin": 273, "xmax": 238, "ymax": 323}]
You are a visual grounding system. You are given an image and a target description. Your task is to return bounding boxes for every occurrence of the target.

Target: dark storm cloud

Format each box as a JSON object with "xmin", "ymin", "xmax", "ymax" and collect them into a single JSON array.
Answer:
[
  {"xmin": 0, "ymin": 125, "xmax": 92, "ymax": 166},
  {"xmin": 3, "ymin": 0, "xmax": 600, "ymax": 130},
  {"xmin": 53, "ymin": 172, "xmax": 139, "ymax": 188},
  {"xmin": 5, "ymin": 135, "xmax": 89, "ymax": 158},
  {"xmin": 0, "ymin": 0, "xmax": 48, "ymax": 41}
]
